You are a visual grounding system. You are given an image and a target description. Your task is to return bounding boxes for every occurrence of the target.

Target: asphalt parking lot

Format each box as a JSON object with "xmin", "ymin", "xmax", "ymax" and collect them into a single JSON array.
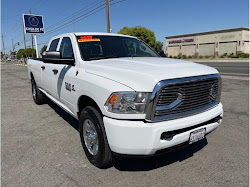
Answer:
[{"xmin": 1, "ymin": 62, "xmax": 249, "ymax": 187}]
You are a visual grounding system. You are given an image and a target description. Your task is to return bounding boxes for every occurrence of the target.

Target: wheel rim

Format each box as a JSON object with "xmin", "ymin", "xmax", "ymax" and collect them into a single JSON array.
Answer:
[
  {"xmin": 83, "ymin": 119, "xmax": 99, "ymax": 156},
  {"xmin": 32, "ymin": 82, "xmax": 36, "ymax": 100}
]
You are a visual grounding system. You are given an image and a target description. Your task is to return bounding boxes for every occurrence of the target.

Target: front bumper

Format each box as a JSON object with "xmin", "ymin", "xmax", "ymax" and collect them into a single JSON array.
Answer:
[{"xmin": 103, "ymin": 103, "xmax": 223, "ymax": 155}]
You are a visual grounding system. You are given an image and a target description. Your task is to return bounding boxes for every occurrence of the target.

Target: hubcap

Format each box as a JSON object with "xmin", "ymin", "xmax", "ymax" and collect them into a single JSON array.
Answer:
[
  {"xmin": 83, "ymin": 119, "xmax": 99, "ymax": 155},
  {"xmin": 32, "ymin": 83, "xmax": 36, "ymax": 99}
]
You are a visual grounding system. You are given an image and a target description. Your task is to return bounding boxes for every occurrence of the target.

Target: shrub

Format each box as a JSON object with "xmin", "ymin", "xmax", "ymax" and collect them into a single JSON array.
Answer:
[
  {"xmin": 182, "ymin": 55, "xmax": 187, "ymax": 59},
  {"xmin": 237, "ymin": 52, "xmax": 249, "ymax": 58},
  {"xmin": 199, "ymin": 56, "xmax": 203, "ymax": 59},
  {"xmin": 205, "ymin": 55, "xmax": 209, "ymax": 59},
  {"xmin": 169, "ymin": 55, "xmax": 172, "ymax": 58},
  {"xmin": 228, "ymin": 53, "xmax": 236, "ymax": 58},
  {"xmin": 188, "ymin": 55, "xmax": 192, "ymax": 59}
]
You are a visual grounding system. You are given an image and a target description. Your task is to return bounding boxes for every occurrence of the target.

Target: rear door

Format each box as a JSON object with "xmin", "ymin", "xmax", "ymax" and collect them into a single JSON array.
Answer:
[{"xmin": 42, "ymin": 38, "xmax": 60, "ymax": 97}]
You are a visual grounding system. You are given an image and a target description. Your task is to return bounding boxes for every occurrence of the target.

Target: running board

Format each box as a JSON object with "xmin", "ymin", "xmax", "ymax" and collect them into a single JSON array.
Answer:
[{"xmin": 39, "ymin": 88, "xmax": 77, "ymax": 119}]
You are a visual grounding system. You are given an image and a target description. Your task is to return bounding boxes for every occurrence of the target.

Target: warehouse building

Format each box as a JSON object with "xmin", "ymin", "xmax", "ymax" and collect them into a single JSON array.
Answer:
[{"xmin": 165, "ymin": 27, "xmax": 249, "ymax": 57}]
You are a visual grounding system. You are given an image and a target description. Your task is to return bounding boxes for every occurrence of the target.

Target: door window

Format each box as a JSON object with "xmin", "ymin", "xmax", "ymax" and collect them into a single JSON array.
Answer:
[
  {"xmin": 59, "ymin": 37, "xmax": 74, "ymax": 58},
  {"xmin": 48, "ymin": 38, "xmax": 60, "ymax": 51}
]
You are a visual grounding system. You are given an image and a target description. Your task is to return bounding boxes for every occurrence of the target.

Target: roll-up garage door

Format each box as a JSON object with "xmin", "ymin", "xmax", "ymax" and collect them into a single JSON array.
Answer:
[
  {"xmin": 199, "ymin": 44, "xmax": 215, "ymax": 56},
  {"xmin": 167, "ymin": 46, "xmax": 179, "ymax": 57},
  {"xmin": 219, "ymin": 42, "xmax": 237, "ymax": 55},
  {"xmin": 182, "ymin": 45, "xmax": 195, "ymax": 56}
]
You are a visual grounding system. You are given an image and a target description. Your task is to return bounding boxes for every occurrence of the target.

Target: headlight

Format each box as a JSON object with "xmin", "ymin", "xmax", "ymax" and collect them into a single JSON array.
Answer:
[{"xmin": 105, "ymin": 92, "xmax": 150, "ymax": 114}]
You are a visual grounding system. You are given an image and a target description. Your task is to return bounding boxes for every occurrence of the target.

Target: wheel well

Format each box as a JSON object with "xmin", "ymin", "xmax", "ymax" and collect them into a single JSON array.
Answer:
[
  {"xmin": 77, "ymin": 95, "xmax": 102, "ymax": 118},
  {"xmin": 30, "ymin": 72, "xmax": 34, "ymax": 81}
]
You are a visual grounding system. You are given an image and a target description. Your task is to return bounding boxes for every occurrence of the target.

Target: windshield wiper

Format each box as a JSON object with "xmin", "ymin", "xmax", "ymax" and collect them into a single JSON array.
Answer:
[{"xmin": 88, "ymin": 56, "xmax": 120, "ymax": 61}]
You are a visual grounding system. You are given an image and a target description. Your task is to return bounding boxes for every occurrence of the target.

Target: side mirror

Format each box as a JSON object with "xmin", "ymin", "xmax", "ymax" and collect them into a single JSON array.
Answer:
[
  {"xmin": 158, "ymin": 51, "xmax": 166, "ymax": 57},
  {"xmin": 42, "ymin": 51, "xmax": 75, "ymax": 65}
]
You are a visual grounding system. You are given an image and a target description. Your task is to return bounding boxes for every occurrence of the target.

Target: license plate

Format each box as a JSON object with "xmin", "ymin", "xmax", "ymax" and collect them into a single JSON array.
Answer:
[{"xmin": 189, "ymin": 128, "xmax": 206, "ymax": 144}]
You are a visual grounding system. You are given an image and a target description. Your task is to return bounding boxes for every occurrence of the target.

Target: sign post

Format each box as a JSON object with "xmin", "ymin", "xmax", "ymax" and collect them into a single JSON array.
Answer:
[
  {"xmin": 34, "ymin": 35, "xmax": 39, "ymax": 58},
  {"xmin": 23, "ymin": 14, "xmax": 45, "ymax": 58}
]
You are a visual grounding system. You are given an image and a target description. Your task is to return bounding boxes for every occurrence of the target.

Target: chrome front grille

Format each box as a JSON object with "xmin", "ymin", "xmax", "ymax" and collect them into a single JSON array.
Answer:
[{"xmin": 146, "ymin": 74, "xmax": 221, "ymax": 122}]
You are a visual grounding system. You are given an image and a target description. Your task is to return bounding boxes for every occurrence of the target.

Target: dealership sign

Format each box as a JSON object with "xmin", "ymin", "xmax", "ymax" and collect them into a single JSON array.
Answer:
[
  {"xmin": 169, "ymin": 38, "xmax": 194, "ymax": 44},
  {"xmin": 23, "ymin": 14, "xmax": 45, "ymax": 34}
]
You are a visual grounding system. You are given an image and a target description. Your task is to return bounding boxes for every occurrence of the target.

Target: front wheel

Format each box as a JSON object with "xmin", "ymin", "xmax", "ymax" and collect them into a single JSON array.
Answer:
[{"xmin": 79, "ymin": 106, "xmax": 113, "ymax": 168}]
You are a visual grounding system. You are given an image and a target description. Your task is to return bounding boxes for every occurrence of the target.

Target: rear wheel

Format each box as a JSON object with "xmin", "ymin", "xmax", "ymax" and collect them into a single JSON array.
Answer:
[
  {"xmin": 31, "ymin": 79, "xmax": 46, "ymax": 105},
  {"xmin": 79, "ymin": 106, "xmax": 113, "ymax": 168}
]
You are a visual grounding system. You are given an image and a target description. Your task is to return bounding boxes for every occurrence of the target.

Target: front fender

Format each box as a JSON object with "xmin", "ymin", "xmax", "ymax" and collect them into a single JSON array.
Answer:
[{"xmin": 74, "ymin": 71, "xmax": 141, "ymax": 119}]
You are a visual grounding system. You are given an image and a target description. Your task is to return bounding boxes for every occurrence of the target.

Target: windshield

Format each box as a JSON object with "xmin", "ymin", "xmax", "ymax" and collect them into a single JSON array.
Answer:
[{"xmin": 76, "ymin": 35, "xmax": 159, "ymax": 61}]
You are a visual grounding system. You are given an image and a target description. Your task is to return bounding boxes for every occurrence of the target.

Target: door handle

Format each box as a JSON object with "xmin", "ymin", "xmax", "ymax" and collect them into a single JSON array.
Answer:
[
  {"xmin": 52, "ymin": 69, "xmax": 58, "ymax": 74},
  {"xmin": 41, "ymin": 66, "xmax": 45, "ymax": 70}
]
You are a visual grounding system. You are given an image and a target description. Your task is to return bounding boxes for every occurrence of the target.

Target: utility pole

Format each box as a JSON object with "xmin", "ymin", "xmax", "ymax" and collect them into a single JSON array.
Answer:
[
  {"xmin": 22, "ymin": 15, "xmax": 27, "ymax": 49},
  {"xmin": 2, "ymin": 35, "xmax": 5, "ymax": 55},
  {"xmin": 12, "ymin": 39, "xmax": 14, "ymax": 52},
  {"xmin": 29, "ymin": 10, "xmax": 34, "ymax": 49},
  {"xmin": 106, "ymin": 0, "xmax": 111, "ymax": 33}
]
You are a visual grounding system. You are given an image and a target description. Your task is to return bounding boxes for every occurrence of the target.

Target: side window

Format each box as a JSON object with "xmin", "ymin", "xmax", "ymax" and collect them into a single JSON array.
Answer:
[
  {"xmin": 48, "ymin": 38, "xmax": 60, "ymax": 51},
  {"xmin": 59, "ymin": 37, "xmax": 74, "ymax": 58}
]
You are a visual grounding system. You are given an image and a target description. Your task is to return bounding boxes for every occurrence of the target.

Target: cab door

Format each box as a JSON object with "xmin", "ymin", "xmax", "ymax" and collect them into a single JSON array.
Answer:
[{"xmin": 51, "ymin": 37, "xmax": 77, "ymax": 113}]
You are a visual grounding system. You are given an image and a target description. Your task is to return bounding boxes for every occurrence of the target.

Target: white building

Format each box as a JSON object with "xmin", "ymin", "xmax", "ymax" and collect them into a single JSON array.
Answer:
[{"xmin": 165, "ymin": 27, "xmax": 249, "ymax": 57}]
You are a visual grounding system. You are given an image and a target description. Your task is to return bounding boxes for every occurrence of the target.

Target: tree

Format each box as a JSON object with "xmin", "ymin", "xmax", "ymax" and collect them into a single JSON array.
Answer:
[
  {"xmin": 16, "ymin": 49, "xmax": 26, "ymax": 59},
  {"xmin": 40, "ymin": 45, "xmax": 47, "ymax": 55},
  {"xmin": 16, "ymin": 48, "xmax": 36, "ymax": 59},
  {"xmin": 118, "ymin": 26, "xmax": 156, "ymax": 49},
  {"xmin": 154, "ymin": 41, "xmax": 163, "ymax": 53},
  {"xmin": 25, "ymin": 48, "xmax": 36, "ymax": 57}
]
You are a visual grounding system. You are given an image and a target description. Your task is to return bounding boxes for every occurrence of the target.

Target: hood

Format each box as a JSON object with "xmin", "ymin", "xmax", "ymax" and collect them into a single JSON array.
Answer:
[{"xmin": 85, "ymin": 57, "xmax": 219, "ymax": 92}]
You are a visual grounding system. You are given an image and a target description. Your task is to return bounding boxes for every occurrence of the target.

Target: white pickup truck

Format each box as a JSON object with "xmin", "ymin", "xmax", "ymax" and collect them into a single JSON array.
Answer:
[{"xmin": 27, "ymin": 32, "xmax": 223, "ymax": 168}]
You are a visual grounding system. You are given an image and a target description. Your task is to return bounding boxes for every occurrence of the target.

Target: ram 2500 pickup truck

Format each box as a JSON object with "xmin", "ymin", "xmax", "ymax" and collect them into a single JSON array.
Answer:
[{"xmin": 27, "ymin": 32, "xmax": 223, "ymax": 168}]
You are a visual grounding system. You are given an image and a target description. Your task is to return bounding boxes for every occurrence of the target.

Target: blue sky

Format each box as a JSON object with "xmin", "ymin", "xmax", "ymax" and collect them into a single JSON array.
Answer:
[{"xmin": 1, "ymin": 0, "xmax": 249, "ymax": 53}]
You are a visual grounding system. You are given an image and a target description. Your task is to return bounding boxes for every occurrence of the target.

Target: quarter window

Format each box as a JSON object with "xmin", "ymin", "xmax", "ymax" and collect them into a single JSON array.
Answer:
[
  {"xmin": 59, "ymin": 37, "xmax": 74, "ymax": 58},
  {"xmin": 48, "ymin": 38, "xmax": 60, "ymax": 51}
]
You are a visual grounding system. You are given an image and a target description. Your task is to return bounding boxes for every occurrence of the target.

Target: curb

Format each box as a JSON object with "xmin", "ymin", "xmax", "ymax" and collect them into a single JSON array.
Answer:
[
  {"xmin": 14, "ymin": 63, "xmax": 27, "ymax": 67},
  {"xmin": 185, "ymin": 59, "xmax": 249, "ymax": 63}
]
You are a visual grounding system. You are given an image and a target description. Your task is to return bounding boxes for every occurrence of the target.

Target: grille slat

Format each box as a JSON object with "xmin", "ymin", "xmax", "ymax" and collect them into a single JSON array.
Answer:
[
  {"xmin": 161, "ymin": 80, "xmax": 218, "ymax": 90},
  {"xmin": 156, "ymin": 98, "xmax": 212, "ymax": 113},
  {"xmin": 161, "ymin": 84, "xmax": 217, "ymax": 92},
  {"xmin": 155, "ymin": 100, "xmax": 213, "ymax": 116},
  {"xmin": 154, "ymin": 76, "xmax": 219, "ymax": 119}
]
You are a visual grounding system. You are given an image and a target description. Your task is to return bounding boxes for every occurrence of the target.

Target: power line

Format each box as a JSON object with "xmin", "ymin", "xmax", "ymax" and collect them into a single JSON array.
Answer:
[
  {"xmin": 45, "ymin": 0, "xmax": 103, "ymax": 30},
  {"xmin": 43, "ymin": 3, "xmax": 106, "ymax": 36},
  {"xmin": 32, "ymin": 0, "xmax": 49, "ymax": 11},
  {"xmin": 110, "ymin": 0, "xmax": 126, "ymax": 6},
  {"xmin": 30, "ymin": 0, "xmax": 44, "ymax": 10},
  {"xmin": 3, "ymin": 0, "xmax": 126, "ymax": 52},
  {"xmin": 45, "ymin": 0, "xmax": 125, "ymax": 34},
  {"xmin": 38, "ymin": 0, "xmax": 125, "ymax": 38},
  {"xmin": 49, "ymin": 3, "xmax": 106, "ymax": 30}
]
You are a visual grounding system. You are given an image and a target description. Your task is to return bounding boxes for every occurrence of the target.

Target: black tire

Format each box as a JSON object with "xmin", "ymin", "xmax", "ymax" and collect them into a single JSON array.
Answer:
[
  {"xmin": 31, "ymin": 78, "xmax": 46, "ymax": 105},
  {"xmin": 79, "ymin": 106, "xmax": 113, "ymax": 168}
]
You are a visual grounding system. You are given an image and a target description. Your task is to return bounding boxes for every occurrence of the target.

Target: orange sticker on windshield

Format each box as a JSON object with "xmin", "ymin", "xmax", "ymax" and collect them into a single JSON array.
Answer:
[{"xmin": 78, "ymin": 36, "xmax": 100, "ymax": 42}]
